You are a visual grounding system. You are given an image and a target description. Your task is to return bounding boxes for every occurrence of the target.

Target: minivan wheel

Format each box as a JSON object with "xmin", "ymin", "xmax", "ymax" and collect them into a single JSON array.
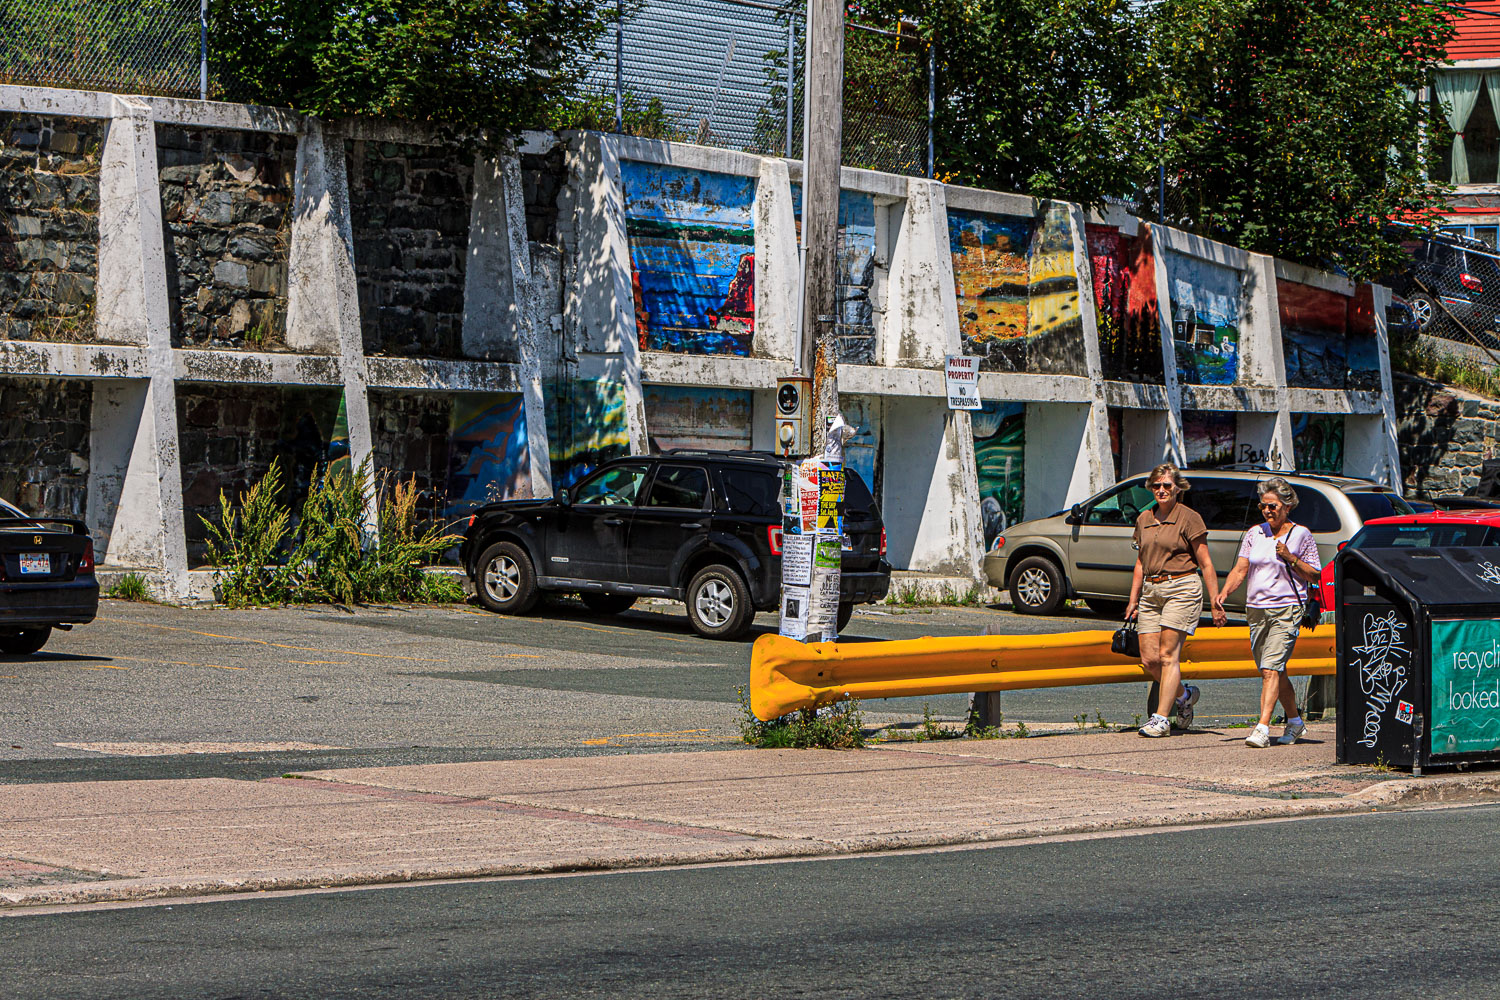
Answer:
[
  {"xmin": 580, "ymin": 593, "xmax": 636, "ymax": 615},
  {"xmin": 475, "ymin": 541, "xmax": 540, "ymax": 615},
  {"xmin": 0, "ymin": 627, "xmax": 50, "ymax": 655},
  {"xmin": 1008, "ymin": 556, "xmax": 1066, "ymax": 615},
  {"xmin": 685, "ymin": 565, "xmax": 753, "ymax": 639}
]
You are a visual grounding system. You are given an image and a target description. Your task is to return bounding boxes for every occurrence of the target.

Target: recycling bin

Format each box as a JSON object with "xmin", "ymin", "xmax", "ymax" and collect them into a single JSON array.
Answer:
[{"xmin": 1336, "ymin": 545, "xmax": 1500, "ymax": 770}]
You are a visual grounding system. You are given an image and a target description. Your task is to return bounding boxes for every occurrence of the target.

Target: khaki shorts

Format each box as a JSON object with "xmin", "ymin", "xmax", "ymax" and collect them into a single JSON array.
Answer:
[
  {"xmin": 1247, "ymin": 604, "xmax": 1301, "ymax": 673},
  {"xmin": 1138, "ymin": 574, "xmax": 1204, "ymax": 636}
]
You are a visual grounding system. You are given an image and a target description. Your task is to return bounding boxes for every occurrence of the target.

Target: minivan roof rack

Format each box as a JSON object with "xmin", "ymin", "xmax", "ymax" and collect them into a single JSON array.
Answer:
[
  {"xmin": 657, "ymin": 448, "xmax": 781, "ymax": 460},
  {"xmin": 1213, "ymin": 463, "xmax": 1272, "ymax": 472}
]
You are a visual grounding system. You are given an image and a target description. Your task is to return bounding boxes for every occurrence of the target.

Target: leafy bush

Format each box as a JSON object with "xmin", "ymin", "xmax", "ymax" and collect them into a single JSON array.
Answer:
[{"xmin": 202, "ymin": 458, "xmax": 463, "ymax": 607}]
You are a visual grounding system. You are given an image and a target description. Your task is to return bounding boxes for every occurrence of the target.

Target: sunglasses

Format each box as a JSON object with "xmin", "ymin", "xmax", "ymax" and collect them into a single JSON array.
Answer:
[
  {"xmin": 1259, "ymin": 502, "xmax": 1284, "ymax": 510},
  {"xmin": 1149, "ymin": 483, "xmax": 1175, "ymax": 493}
]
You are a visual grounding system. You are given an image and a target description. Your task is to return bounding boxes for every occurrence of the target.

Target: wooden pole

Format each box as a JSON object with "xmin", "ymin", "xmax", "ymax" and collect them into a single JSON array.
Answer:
[{"xmin": 800, "ymin": 0, "xmax": 844, "ymax": 452}]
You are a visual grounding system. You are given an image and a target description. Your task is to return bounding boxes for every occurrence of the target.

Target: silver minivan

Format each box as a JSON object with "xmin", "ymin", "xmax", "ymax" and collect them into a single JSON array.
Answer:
[{"xmin": 982, "ymin": 470, "xmax": 1415, "ymax": 616}]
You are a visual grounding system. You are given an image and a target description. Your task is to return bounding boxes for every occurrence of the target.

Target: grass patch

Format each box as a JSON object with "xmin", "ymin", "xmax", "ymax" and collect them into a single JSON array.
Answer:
[
  {"xmin": 885, "ymin": 581, "xmax": 983, "ymax": 608},
  {"xmin": 419, "ymin": 573, "xmax": 468, "ymax": 604},
  {"xmin": 105, "ymin": 572, "xmax": 154, "ymax": 602},
  {"xmin": 737, "ymin": 686, "xmax": 866, "ymax": 749},
  {"xmin": 1391, "ymin": 334, "xmax": 1500, "ymax": 400}
]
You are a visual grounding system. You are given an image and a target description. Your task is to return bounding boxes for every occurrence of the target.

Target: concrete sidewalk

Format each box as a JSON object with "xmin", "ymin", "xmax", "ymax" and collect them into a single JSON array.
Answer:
[{"xmin": 3, "ymin": 723, "xmax": 1497, "ymax": 908}]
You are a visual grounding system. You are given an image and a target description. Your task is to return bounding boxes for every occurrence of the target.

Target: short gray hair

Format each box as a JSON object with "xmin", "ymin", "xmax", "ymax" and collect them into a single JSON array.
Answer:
[{"xmin": 1257, "ymin": 476, "xmax": 1299, "ymax": 511}]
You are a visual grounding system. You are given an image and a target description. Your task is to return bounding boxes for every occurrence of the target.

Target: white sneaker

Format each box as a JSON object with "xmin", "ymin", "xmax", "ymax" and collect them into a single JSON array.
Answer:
[
  {"xmin": 1245, "ymin": 724, "xmax": 1271, "ymax": 748},
  {"xmin": 1139, "ymin": 714, "xmax": 1171, "ymax": 738},
  {"xmin": 1174, "ymin": 684, "xmax": 1200, "ymax": 730},
  {"xmin": 1277, "ymin": 719, "xmax": 1307, "ymax": 745}
]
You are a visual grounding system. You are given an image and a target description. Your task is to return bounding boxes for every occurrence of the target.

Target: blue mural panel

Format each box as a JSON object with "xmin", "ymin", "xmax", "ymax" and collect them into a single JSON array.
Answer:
[
  {"xmin": 791, "ymin": 185, "xmax": 878, "ymax": 364},
  {"xmin": 620, "ymin": 161, "xmax": 756, "ymax": 356},
  {"xmin": 446, "ymin": 393, "xmax": 530, "ymax": 520},
  {"xmin": 838, "ymin": 394, "xmax": 881, "ymax": 496},
  {"xmin": 1166, "ymin": 251, "xmax": 1241, "ymax": 386}
]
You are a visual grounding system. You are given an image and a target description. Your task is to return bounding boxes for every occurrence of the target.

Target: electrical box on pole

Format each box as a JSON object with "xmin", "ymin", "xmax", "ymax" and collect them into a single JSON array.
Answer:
[{"xmin": 774, "ymin": 377, "xmax": 813, "ymax": 457}]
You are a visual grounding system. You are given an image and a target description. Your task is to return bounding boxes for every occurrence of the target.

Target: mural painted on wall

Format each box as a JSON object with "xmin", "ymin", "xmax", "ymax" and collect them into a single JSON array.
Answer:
[
  {"xmin": 1278, "ymin": 280, "xmax": 1348, "ymax": 390},
  {"xmin": 1293, "ymin": 413, "xmax": 1345, "ymax": 474},
  {"xmin": 950, "ymin": 204, "xmax": 1083, "ymax": 375},
  {"xmin": 1346, "ymin": 284, "xmax": 1382, "ymax": 391},
  {"xmin": 644, "ymin": 385, "xmax": 753, "ymax": 452},
  {"xmin": 838, "ymin": 394, "xmax": 881, "ymax": 495},
  {"xmin": 1086, "ymin": 224, "xmax": 1164, "ymax": 382},
  {"xmin": 1166, "ymin": 251, "xmax": 1240, "ymax": 386},
  {"xmin": 790, "ymin": 186, "xmax": 878, "ymax": 364},
  {"xmin": 545, "ymin": 378, "xmax": 631, "ymax": 490},
  {"xmin": 620, "ymin": 161, "xmax": 756, "ymax": 356},
  {"xmin": 973, "ymin": 401, "xmax": 1025, "ymax": 548},
  {"xmin": 1182, "ymin": 411, "xmax": 1236, "ymax": 468},
  {"xmin": 446, "ymin": 394, "xmax": 531, "ymax": 521},
  {"xmin": 1107, "ymin": 406, "xmax": 1123, "ymax": 480}
]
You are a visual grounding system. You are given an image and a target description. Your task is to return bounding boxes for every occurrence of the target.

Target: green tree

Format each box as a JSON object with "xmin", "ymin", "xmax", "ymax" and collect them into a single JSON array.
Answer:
[
  {"xmin": 210, "ymin": 0, "xmax": 614, "ymax": 134},
  {"xmin": 1141, "ymin": 0, "xmax": 1453, "ymax": 279}
]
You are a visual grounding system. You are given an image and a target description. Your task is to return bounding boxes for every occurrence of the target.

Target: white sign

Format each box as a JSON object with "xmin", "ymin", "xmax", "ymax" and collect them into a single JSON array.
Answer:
[
  {"xmin": 781, "ymin": 534, "xmax": 813, "ymax": 588},
  {"xmin": 779, "ymin": 585, "xmax": 811, "ymax": 640},
  {"xmin": 945, "ymin": 355, "xmax": 982, "ymax": 410}
]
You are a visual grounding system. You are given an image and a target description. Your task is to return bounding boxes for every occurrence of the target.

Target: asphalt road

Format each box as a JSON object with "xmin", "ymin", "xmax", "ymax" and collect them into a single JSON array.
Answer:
[
  {"xmin": 5, "ymin": 804, "xmax": 1497, "ymax": 999},
  {"xmin": 0, "ymin": 597, "xmax": 1298, "ymax": 779}
]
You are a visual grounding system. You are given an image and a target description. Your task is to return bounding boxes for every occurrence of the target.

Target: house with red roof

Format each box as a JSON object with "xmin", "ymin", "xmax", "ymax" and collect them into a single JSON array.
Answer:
[{"xmin": 1435, "ymin": 2, "xmax": 1500, "ymax": 243}]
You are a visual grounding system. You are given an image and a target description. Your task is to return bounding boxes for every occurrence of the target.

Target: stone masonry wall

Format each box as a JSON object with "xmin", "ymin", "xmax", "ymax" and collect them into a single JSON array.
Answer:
[
  {"xmin": 1396, "ymin": 374, "xmax": 1500, "ymax": 496},
  {"xmin": 158, "ymin": 126, "xmax": 296, "ymax": 350},
  {"xmin": 370, "ymin": 390, "xmax": 453, "ymax": 527},
  {"xmin": 177, "ymin": 385, "xmax": 343, "ymax": 561},
  {"xmin": 0, "ymin": 115, "xmax": 102, "ymax": 343},
  {"xmin": 0, "ymin": 377, "xmax": 90, "ymax": 518},
  {"xmin": 348, "ymin": 141, "xmax": 472, "ymax": 358}
]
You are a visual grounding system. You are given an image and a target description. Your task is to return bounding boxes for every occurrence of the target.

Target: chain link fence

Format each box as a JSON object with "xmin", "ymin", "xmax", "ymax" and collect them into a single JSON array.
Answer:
[
  {"xmin": 1391, "ymin": 231, "xmax": 1500, "ymax": 397},
  {"xmin": 0, "ymin": 0, "xmax": 203, "ymax": 99},
  {"xmin": 581, "ymin": 0, "xmax": 932, "ymax": 176}
]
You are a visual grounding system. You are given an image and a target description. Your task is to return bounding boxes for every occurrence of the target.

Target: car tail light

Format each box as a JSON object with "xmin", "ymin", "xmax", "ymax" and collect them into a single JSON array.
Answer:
[
  {"xmin": 78, "ymin": 540, "xmax": 95, "ymax": 574},
  {"xmin": 1337, "ymin": 541, "xmax": 1348, "ymax": 551},
  {"xmin": 879, "ymin": 527, "xmax": 887, "ymax": 556},
  {"xmin": 768, "ymin": 525, "xmax": 784, "ymax": 555},
  {"xmin": 1462, "ymin": 272, "xmax": 1485, "ymax": 293}
]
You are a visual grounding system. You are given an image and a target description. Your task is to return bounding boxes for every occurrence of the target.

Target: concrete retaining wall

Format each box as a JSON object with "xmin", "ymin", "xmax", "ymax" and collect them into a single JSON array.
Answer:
[{"xmin": 0, "ymin": 84, "xmax": 1402, "ymax": 599}]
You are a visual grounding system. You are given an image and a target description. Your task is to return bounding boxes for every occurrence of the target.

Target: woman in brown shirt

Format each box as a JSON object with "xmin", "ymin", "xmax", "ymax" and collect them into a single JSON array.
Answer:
[{"xmin": 1124, "ymin": 462, "xmax": 1227, "ymax": 737}]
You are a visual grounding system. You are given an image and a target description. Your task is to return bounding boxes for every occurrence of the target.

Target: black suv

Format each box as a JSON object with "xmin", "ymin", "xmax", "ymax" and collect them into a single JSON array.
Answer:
[
  {"xmin": 460, "ymin": 450, "xmax": 892, "ymax": 639},
  {"xmin": 1391, "ymin": 226, "xmax": 1500, "ymax": 341}
]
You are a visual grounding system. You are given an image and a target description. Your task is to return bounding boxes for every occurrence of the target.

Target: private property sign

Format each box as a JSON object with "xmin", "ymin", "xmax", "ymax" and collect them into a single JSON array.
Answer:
[{"xmin": 945, "ymin": 355, "xmax": 981, "ymax": 410}]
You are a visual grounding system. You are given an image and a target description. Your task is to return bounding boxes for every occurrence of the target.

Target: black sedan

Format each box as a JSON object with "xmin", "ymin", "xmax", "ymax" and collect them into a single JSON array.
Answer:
[{"xmin": 0, "ymin": 498, "xmax": 98, "ymax": 654}]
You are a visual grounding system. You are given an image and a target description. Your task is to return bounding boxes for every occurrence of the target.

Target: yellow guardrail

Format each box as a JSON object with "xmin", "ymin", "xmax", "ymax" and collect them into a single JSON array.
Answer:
[{"xmin": 749, "ymin": 625, "xmax": 1336, "ymax": 721}]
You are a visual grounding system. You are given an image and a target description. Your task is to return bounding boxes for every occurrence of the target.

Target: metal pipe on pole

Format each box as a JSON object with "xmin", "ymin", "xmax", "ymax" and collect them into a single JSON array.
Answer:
[{"xmin": 799, "ymin": 0, "xmax": 844, "ymax": 452}]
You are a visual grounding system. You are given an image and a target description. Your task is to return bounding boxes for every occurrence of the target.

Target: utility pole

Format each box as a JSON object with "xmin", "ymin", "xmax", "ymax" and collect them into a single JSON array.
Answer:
[{"xmin": 800, "ymin": 0, "xmax": 844, "ymax": 452}]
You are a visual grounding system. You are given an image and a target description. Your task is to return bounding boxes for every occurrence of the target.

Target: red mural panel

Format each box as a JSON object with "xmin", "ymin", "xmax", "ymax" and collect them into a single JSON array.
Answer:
[{"xmin": 1086, "ymin": 223, "xmax": 1162, "ymax": 382}]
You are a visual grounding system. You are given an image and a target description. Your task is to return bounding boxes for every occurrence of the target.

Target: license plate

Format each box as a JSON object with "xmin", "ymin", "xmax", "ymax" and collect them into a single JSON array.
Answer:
[{"xmin": 19, "ymin": 553, "xmax": 49, "ymax": 575}]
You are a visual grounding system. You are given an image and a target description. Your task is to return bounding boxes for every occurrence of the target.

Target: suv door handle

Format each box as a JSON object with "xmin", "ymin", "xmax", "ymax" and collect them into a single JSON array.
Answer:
[
  {"xmin": 682, "ymin": 522, "xmax": 703, "ymax": 530},
  {"xmin": 602, "ymin": 518, "xmax": 625, "ymax": 526}
]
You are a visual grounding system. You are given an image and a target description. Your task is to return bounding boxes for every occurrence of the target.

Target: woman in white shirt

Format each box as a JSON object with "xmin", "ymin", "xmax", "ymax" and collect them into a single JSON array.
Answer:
[{"xmin": 1213, "ymin": 477, "xmax": 1323, "ymax": 748}]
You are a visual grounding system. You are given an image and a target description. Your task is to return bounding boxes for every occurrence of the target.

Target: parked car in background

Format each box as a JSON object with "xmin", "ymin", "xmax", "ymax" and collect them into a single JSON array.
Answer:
[
  {"xmin": 461, "ymin": 451, "xmax": 891, "ymax": 639},
  {"xmin": 1316, "ymin": 509, "xmax": 1500, "ymax": 612},
  {"xmin": 1391, "ymin": 226, "xmax": 1500, "ymax": 342},
  {"xmin": 983, "ymin": 470, "xmax": 1413, "ymax": 617},
  {"xmin": 0, "ymin": 498, "xmax": 98, "ymax": 654}
]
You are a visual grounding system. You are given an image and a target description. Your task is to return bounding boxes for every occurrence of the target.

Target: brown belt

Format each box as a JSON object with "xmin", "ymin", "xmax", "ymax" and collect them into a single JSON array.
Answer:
[{"xmin": 1145, "ymin": 570, "xmax": 1197, "ymax": 584}]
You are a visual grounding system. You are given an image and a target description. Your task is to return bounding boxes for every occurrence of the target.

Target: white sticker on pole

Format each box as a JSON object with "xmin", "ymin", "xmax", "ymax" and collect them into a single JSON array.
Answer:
[
  {"xmin": 782, "ymin": 534, "xmax": 813, "ymax": 588},
  {"xmin": 945, "ymin": 354, "xmax": 982, "ymax": 410},
  {"xmin": 779, "ymin": 585, "xmax": 811, "ymax": 640}
]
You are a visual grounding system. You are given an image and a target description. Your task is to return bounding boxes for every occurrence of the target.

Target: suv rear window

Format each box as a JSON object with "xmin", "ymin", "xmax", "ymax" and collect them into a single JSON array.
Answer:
[
  {"xmin": 1347, "ymin": 492, "xmax": 1415, "ymax": 523},
  {"xmin": 718, "ymin": 467, "xmax": 781, "ymax": 516}
]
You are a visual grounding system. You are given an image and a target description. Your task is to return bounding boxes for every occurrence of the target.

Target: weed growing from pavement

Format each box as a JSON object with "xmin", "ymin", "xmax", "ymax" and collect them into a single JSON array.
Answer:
[
  {"xmin": 1370, "ymin": 752, "xmax": 1393, "ymax": 774},
  {"xmin": 963, "ymin": 702, "xmax": 1001, "ymax": 740},
  {"xmin": 105, "ymin": 572, "xmax": 154, "ymax": 602},
  {"xmin": 736, "ymin": 686, "xmax": 866, "ymax": 749},
  {"xmin": 885, "ymin": 581, "xmax": 982, "ymax": 608},
  {"xmin": 419, "ymin": 573, "xmax": 467, "ymax": 603},
  {"xmin": 203, "ymin": 457, "xmax": 462, "ymax": 607}
]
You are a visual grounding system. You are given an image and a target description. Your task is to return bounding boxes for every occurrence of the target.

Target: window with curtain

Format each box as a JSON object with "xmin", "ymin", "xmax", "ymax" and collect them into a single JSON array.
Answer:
[{"xmin": 1434, "ymin": 71, "xmax": 1500, "ymax": 185}]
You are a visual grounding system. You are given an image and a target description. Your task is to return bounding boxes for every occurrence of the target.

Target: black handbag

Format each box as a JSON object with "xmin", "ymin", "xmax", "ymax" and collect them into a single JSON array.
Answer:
[{"xmin": 1111, "ymin": 619, "xmax": 1140, "ymax": 658}]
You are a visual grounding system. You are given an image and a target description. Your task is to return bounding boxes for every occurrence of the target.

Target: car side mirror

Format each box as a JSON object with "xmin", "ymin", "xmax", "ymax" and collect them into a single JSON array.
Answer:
[
  {"xmin": 1066, "ymin": 503, "xmax": 1084, "ymax": 525},
  {"xmin": 556, "ymin": 489, "xmax": 570, "ymax": 506}
]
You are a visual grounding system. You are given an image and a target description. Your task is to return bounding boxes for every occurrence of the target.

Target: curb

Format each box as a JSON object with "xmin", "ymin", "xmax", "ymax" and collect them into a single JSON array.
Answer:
[{"xmin": 1353, "ymin": 771, "xmax": 1500, "ymax": 807}]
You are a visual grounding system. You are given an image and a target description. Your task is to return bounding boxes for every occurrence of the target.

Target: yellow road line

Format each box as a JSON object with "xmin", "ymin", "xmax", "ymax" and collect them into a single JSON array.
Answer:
[
  {"xmin": 98, "ymin": 617, "xmax": 448, "ymax": 662},
  {"xmin": 289, "ymin": 660, "xmax": 347, "ymax": 665}
]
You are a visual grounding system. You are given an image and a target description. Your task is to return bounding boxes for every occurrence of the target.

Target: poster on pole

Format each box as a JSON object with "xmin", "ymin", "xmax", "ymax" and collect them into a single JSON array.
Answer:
[{"xmin": 945, "ymin": 354, "xmax": 982, "ymax": 410}]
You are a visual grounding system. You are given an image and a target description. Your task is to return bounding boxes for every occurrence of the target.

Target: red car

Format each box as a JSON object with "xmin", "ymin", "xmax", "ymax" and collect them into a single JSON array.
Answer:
[{"xmin": 1318, "ymin": 509, "xmax": 1500, "ymax": 610}]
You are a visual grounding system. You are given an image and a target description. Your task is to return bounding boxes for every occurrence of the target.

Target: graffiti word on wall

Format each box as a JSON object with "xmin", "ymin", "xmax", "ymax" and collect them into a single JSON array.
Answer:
[
  {"xmin": 1352, "ymin": 610, "xmax": 1410, "ymax": 749},
  {"xmin": 621, "ymin": 161, "xmax": 755, "ymax": 356},
  {"xmin": 974, "ymin": 400, "xmax": 1025, "ymax": 548},
  {"xmin": 1166, "ymin": 251, "xmax": 1240, "ymax": 386}
]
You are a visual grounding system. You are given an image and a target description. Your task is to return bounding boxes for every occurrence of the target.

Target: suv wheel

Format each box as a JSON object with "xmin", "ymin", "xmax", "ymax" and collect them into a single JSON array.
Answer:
[
  {"xmin": 0, "ymin": 628, "xmax": 50, "ymax": 655},
  {"xmin": 1407, "ymin": 291, "xmax": 1439, "ymax": 332},
  {"xmin": 580, "ymin": 593, "xmax": 636, "ymax": 615},
  {"xmin": 1008, "ymin": 556, "xmax": 1066, "ymax": 615},
  {"xmin": 475, "ymin": 541, "xmax": 540, "ymax": 615},
  {"xmin": 685, "ymin": 565, "xmax": 753, "ymax": 639}
]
